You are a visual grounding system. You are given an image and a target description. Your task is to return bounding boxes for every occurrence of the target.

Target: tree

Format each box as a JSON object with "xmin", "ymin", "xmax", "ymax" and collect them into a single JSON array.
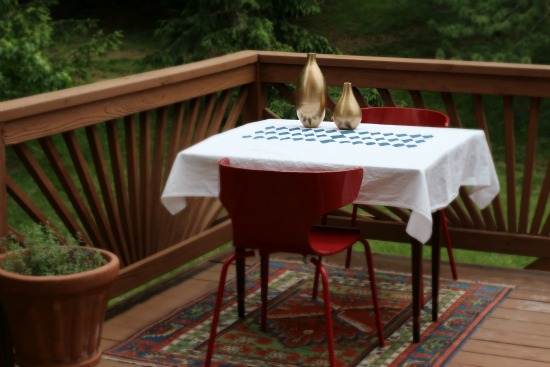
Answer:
[
  {"xmin": 0, "ymin": 0, "xmax": 122, "ymax": 101},
  {"xmin": 428, "ymin": 0, "xmax": 550, "ymax": 64},
  {"xmin": 146, "ymin": 0, "xmax": 339, "ymax": 67}
]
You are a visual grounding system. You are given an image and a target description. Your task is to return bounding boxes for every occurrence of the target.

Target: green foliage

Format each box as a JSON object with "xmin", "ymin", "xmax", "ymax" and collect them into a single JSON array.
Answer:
[
  {"xmin": 0, "ymin": 0, "xmax": 122, "ymax": 101},
  {"xmin": 428, "ymin": 0, "xmax": 550, "ymax": 63},
  {"xmin": 146, "ymin": 0, "xmax": 339, "ymax": 67},
  {"xmin": 0, "ymin": 223, "xmax": 106, "ymax": 276}
]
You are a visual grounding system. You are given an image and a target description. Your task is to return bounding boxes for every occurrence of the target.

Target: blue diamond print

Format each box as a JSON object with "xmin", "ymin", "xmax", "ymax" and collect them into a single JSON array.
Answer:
[
  {"xmin": 305, "ymin": 138, "xmax": 316, "ymax": 141},
  {"xmin": 313, "ymin": 128, "xmax": 324, "ymax": 132},
  {"xmin": 339, "ymin": 140, "xmax": 351, "ymax": 144},
  {"xmin": 423, "ymin": 135, "xmax": 434, "ymax": 139},
  {"xmin": 341, "ymin": 130, "xmax": 355, "ymax": 135},
  {"xmin": 281, "ymin": 137, "xmax": 290, "ymax": 140},
  {"xmin": 406, "ymin": 145, "xmax": 417, "ymax": 148},
  {"xmin": 304, "ymin": 133, "xmax": 314, "ymax": 137},
  {"xmin": 243, "ymin": 135, "xmax": 252, "ymax": 138},
  {"xmin": 293, "ymin": 138, "xmax": 303, "ymax": 141},
  {"xmin": 393, "ymin": 144, "xmax": 405, "ymax": 147},
  {"xmin": 266, "ymin": 131, "xmax": 276, "ymax": 135},
  {"xmin": 415, "ymin": 140, "xmax": 425, "ymax": 143},
  {"xmin": 350, "ymin": 136, "xmax": 360, "ymax": 140},
  {"xmin": 410, "ymin": 134, "xmax": 421, "ymax": 138},
  {"xmin": 279, "ymin": 132, "xmax": 289, "ymax": 136},
  {"xmin": 371, "ymin": 132, "xmax": 381, "ymax": 135},
  {"xmin": 358, "ymin": 131, "xmax": 370, "ymax": 135},
  {"xmin": 396, "ymin": 133, "xmax": 407, "ymax": 137},
  {"xmin": 383, "ymin": 133, "xmax": 393, "ymax": 136},
  {"xmin": 379, "ymin": 142, "xmax": 390, "ymax": 146},
  {"xmin": 266, "ymin": 126, "xmax": 276, "ymax": 130},
  {"xmin": 365, "ymin": 142, "xmax": 376, "ymax": 145},
  {"xmin": 388, "ymin": 138, "xmax": 399, "ymax": 142},
  {"xmin": 353, "ymin": 141, "xmax": 363, "ymax": 145},
  {"xmin": 326, "ymin": 129, "xmax": 338, "ymax": 133},
  {"xmin": 289, "ymin": 127, "xmax": 301, "ymax": 131},
  {"xmin": 332, "ymin": 135, "xmax": 346, "ymax": 140},
  {"xmin": 267, "ymin": 136, "xmax": 278, "ymax": 140},
  {"xmin": 401, "ymin": 139, "xmax": 412, "ymax": 143},
  {"xmin": 375, "ymin": 138, "xmax": 385, "ymax": 141},
  {"xmin": 276, "ymin": 126, "xmax": 287, "ymax": 131},
  {"xmin": 253, "ymin": 136, "xmax": 265, "ymax": 139},
  {"xmin": 320, "ymin": 139, "xmax": 335, "ymax": 144}
]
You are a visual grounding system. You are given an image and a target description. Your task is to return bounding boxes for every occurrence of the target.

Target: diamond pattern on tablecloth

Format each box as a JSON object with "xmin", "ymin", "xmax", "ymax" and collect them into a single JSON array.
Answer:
[{"xmin": 242, "ymin": 126, "xmax": 434, "ymax": 148}]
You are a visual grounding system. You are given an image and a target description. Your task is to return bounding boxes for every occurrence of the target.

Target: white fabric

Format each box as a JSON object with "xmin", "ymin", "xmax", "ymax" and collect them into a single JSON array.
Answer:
[{"xmin": 161, "ymin": 119, "xmax": 499, "ymax": 243}]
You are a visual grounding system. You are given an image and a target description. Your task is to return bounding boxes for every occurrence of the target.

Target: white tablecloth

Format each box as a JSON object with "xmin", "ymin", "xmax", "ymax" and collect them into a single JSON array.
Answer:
[{"xmin": 161, "ymin": 119, "xmax": 499, "ymax": 243}]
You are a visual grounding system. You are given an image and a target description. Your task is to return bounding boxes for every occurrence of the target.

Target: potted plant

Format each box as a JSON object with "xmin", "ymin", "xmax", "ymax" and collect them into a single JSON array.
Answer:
[{"xmin": 0, "ymin": 223, "xmax": 120, "ymax": 367}]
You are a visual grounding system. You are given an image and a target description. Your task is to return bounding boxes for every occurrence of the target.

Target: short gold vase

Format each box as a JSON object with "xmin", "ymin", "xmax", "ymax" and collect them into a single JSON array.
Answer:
[
  {"xmin": 295, "ymin": 53, "xmax": 326, "ymax": 128},
  {"xmin": 333, "ymin": 82, "xmax": 362, "ymax": 130}
]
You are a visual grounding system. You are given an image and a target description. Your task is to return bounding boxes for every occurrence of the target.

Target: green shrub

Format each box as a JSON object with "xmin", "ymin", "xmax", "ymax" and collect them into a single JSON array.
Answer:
[{"xmin": 0, "ymin": 223, "xmax": 106, "ymax": 276}]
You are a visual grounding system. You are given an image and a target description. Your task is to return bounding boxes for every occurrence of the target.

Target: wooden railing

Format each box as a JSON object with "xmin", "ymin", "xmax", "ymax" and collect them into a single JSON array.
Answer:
[{"xmin": 1, "ymin": 51, "xmax": 549, "ymax": 305}]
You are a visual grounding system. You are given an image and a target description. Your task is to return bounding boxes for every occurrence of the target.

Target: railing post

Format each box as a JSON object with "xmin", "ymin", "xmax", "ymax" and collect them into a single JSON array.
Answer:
[
  {"xmin": 0, "ymin": 125, "xmax": 15, "ymax": 366},
  {"xmin": 242, "ymin": 61, "xmax": 268, "ymax": 123}
]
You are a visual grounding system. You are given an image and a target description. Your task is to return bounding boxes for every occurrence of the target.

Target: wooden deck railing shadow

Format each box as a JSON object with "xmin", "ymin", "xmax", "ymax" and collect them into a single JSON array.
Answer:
[{"xmin": 0, "ymin": 50, "xmax": 549, "ymax": 307}]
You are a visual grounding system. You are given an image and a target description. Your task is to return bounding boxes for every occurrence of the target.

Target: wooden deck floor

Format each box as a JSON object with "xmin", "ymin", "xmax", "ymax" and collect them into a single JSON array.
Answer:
[{"xmin": 99, "ymin": 252, "xmax": 550, "ymax": 367}]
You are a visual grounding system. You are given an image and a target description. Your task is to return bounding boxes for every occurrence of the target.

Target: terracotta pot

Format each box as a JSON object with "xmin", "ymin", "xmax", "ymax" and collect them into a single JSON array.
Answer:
[{"xmin": 0, "ymin": 248, "xmax": 119, "ymax": 367}]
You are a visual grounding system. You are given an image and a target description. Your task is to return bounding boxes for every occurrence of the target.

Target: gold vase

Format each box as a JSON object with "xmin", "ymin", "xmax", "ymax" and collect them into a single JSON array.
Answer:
[
  {"xmin": 295, "ymin": 53, "xmax": 326, "ymax": 128},
  {"xmin": 333, "ymin": 82, "xmax": 362, "ymax": 130}
]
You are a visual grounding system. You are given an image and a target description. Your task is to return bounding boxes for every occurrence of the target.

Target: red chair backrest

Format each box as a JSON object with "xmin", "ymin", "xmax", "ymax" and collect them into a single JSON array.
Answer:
[
  {"xmin": 218, "ymin": 158, "xmax": 363, "ymax": 254},
  {"xmin": 361, "ymin": 107, "xmax": 449, "ymax": 127}
]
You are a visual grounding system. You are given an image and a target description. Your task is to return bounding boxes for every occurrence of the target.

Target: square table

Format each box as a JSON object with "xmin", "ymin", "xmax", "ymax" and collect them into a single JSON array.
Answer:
[{"xmin": 161, "ymin": 119, "xmax": 499, "ymax": 342}]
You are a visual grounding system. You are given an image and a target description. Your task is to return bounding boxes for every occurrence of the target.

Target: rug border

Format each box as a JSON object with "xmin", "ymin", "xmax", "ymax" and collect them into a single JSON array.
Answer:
[{"xmin": 102, "ymin": 260, "xmax": 513, "ymax": 367}]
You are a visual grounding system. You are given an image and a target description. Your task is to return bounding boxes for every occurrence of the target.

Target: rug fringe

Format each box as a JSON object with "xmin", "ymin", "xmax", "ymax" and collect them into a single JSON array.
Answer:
[{"xmin": 102, "ymin": 355, "xmax": 158, "ymax": 367}]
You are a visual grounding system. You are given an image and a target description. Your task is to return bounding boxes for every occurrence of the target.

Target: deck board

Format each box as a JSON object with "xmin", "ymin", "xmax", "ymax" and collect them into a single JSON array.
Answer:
[{"xmin": 99, "ymin": 252, "xmax": 550, "ymax": 366}]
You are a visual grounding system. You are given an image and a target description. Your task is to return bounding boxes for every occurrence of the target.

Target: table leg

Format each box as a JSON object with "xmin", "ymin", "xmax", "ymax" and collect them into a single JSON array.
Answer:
[
  {"xmin": 432, "ymin": 210, "xmax": 441, "ymax": 322},
  {"xmin": 235, "ymin": 247, "xmax": 246, "ymax": 318},
  {"xmin": 411, "ymin": 238, "xmax": 422, "ymax": 343}
]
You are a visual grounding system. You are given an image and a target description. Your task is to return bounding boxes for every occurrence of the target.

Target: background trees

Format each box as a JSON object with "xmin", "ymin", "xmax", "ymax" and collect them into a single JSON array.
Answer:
[
  {"xmin": 0, "ymin": 0, "xmax": 121, "ymax": 101},
  {"xmin": 2, "ymin": 0, "xmax": 549, "ymax": 100}
]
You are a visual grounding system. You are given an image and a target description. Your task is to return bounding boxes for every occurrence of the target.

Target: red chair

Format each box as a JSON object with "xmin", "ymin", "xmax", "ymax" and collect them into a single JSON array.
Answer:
[
  {"xmin": 205, "ymin": 158, "xmax": 384, "ymax": 367},
  {"xmin": 347, "ymin": 106, "xmax": 458, "ymax": 281}
]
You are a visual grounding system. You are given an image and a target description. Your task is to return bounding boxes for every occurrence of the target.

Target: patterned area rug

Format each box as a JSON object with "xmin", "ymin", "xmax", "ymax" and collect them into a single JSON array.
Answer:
[{"xmin": 103, "ymin": 260, "xmax": 510, "ymax": 367}]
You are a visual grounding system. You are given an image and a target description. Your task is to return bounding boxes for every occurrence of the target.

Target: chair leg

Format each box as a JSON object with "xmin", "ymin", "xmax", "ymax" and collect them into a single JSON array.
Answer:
[
  {"xmin": 312, "ymin": 256, "xmax": 323, "ymax": 300},
  {"xmin": 441, "ymin": 210, "xmax": 458, "ymax": 280},
  {"xmin": 310, "ymin": 257, "xmax": 336, "ymax": 367},
  {"xmin": 345, "ymin": 204, "xmax": 360, "ymax": 268},
  {"xmin": 205, "ymin": 251, "xmax": 254, "ymax": 367},
  {"xmin": 360, "ymin": 239, "xmax": 384, "ymax": 347},
  {"xmin": 260, "ymin": 252, "xmax": 270, "ymax": 331}
]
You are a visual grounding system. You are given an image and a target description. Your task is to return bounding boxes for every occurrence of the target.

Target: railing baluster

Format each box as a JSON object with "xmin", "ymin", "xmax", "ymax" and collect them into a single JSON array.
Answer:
[
  {"xmin": 39, "ymin": 137, "xmax": 99, "ymax": 245},
  {"xmin": 519, "ymin": 98, "xmax": 541, "ymax": 233},
  {"xmin": 12, "ymin": 143, "xmax": 87, "ymax": 240},
  {"xmin": 63, "ymin": 131, "xmax": 121, "ymax": 258},
  {"xmin": 149, "ymin": 107, "xmax": 168, "ymax": 254},
  {"xmin": 503, "ymin": 95, "xmax": 518, "ymax": 232},
  {"xmin": 409, "ymin": 90, "xmax": 425, "ymax": 108},
  {"xmin": 534, "ymin": 161, "xmax": 550, "ymax": 235},
  {"xmin": 139, "ymin": 111, "xmax": 152, "ymax": 256},
  {"xmin": 106, "ymin": 120, "xmax": 137, "ymax": 263},
  {"xmin": 125, "ymin": 115, "xmax": 142, "ymax": 260}
]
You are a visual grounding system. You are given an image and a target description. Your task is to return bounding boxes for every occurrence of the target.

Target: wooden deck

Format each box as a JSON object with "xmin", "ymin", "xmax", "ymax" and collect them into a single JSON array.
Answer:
[{"xmin": 99, "ymin": 252, "xmax": 550, "ymax": 367}]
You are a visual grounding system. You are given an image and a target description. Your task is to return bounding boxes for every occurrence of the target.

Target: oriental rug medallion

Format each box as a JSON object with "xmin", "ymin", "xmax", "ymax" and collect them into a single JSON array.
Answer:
[{"xmin": 103, "ymin": 260, "xmax": 510, "ymax": 367}]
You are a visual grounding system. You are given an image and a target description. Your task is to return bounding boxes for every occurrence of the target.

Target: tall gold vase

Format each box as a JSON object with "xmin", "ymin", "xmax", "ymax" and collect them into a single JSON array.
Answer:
[
  {"xmin": 295, "ymin": 53, "xmax": 326, "ymax": 128},
  {"xmin": 333, "ymin": 82, "xmax": 362, "ymax": 130}
]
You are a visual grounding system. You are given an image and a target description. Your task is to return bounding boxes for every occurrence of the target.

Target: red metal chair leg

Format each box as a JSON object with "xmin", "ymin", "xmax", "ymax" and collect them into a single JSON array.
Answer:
[
  {"xmin": 312, "ymin": 256, "xmax": 323, "ymax": 300},
  {"xmin": 205, "ymin": 251, "xmax": 254, "ymax": 367},
  {"xmin": 345, "ymin": 204, "xmax": 360, "ymax": 268},
  {"xmin": 441, "ymin": 210, "xmax": 458, "ymax": 280},
  {"xmin": 360, "ymin": 239, "xmax": 385, "ymax": 347},
  {"xmin": 260, "ymin": 252, "xmax": 270, "ymax": 331},
  {"xmin": 310, "ymin": 257, "xmax": 336, "ymax": 367}
]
